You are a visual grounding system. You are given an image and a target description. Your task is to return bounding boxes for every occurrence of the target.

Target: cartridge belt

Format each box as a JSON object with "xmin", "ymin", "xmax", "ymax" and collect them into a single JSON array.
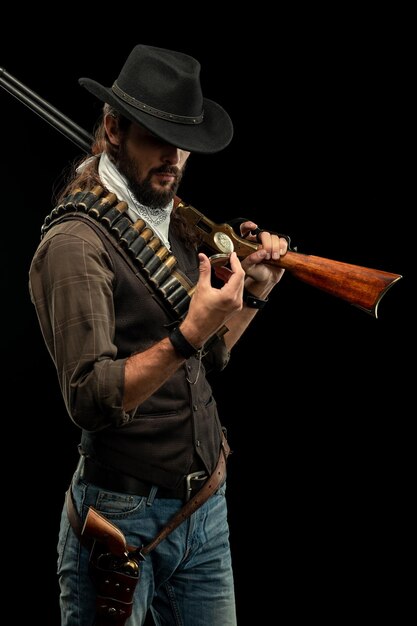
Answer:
[{"xmin": 40, "ymin": 185, "xmax": 195, "ymax": 320}]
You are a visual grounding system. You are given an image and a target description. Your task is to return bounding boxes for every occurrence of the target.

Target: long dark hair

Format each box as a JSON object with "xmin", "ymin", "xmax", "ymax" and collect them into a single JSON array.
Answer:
[
  {"xmin": 54, "ymin": 104, "xmax": 201, "ymax": 247},
  {"xmin": 54, "ymin": 104, "xmax": 125, "ymax": 204}
]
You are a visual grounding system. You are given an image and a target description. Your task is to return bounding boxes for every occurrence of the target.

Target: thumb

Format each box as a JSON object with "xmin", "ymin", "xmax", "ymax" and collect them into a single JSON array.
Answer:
[{"xmin": 197, "ymin": 253, "xmax": 212, "ymax": 287}]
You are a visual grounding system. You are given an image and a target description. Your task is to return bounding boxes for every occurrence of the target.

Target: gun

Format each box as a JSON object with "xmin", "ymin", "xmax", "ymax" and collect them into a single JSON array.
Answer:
[
  {"xmin": 176, "ymin": 201, "xmax": 402, "ymax": 317},
  {"xmin": 81, "ymin": 507, "xmax": 132, "ymax": 558},
  {"xmin": 0, "ymin": 67, "xmax": 402, "ymax": 317}
]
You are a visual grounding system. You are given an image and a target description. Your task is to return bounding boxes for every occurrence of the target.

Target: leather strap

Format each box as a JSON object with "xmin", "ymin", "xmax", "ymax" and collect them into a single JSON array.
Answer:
[
  {"xmin": 141, "ymin": 433, "xmax": 229, "ymax": 557},
  {"xmin": 66, "ymin": 433, "xmax": 230, "ymax": 556}
]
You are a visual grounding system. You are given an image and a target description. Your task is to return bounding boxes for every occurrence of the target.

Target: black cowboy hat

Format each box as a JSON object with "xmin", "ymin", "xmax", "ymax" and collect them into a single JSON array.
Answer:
[{"xmin": 79, "ymin": 44, "xmax": 233, "ymax": 154}]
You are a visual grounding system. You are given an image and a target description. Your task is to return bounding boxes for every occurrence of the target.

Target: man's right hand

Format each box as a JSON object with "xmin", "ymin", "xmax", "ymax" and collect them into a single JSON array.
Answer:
[{"xmin": 179, "ymin": 252, "xmax": 245, "ymax": 349}]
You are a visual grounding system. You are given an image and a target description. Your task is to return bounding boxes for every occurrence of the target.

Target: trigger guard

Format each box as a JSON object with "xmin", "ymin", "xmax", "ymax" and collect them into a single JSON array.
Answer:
[{"xmin": 225, "ymin": 217, "xmax": 295, "ymax": 251}]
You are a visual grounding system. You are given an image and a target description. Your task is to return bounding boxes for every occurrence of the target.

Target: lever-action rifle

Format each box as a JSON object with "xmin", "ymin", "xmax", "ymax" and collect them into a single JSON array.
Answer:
[{"xmin": 0, "ymin": 67, "xmax": 402, "ymax": 317}]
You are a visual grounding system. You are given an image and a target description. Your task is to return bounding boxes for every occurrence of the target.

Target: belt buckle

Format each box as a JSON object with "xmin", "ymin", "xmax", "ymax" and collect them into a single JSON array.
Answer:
[{"xmin": 185, "ymin": 470, "xmax": 207, "ymax": 502}]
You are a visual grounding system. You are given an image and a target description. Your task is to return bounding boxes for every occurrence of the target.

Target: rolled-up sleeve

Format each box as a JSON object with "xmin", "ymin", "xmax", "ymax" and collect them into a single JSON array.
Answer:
[{"xmin": 29, "ymin": 220, "xmax": 132, "ymax": 431}]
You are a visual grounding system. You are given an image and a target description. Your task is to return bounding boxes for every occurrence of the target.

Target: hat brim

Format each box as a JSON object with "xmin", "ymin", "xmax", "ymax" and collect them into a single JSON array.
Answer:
[{"xmin": 79, "ymin": 78, "xmax": 233, "ymax": 154}]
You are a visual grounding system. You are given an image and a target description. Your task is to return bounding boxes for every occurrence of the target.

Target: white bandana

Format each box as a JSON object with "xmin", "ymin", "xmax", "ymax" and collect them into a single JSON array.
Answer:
[{"xmin": 98, "ymin": 152, "xmax": 173, "ymax": 249}]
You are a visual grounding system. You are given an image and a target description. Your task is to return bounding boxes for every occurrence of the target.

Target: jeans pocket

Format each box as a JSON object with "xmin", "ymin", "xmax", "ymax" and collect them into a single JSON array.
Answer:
[{"xmin": 90, "ymin": 488, "xmax": 147, "ymax": 521}]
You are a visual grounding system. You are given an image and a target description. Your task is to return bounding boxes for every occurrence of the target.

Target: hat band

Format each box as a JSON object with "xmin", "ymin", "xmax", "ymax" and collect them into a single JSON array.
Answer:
[{"xmin": 112, "ymin": 82, "xmax": 204, "ymax": 125}]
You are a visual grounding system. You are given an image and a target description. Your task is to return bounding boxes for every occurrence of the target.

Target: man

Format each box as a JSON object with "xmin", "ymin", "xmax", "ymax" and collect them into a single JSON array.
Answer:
[{"xmin": 29, "ymin": 44, "xmax": 288, "ymax": 626}]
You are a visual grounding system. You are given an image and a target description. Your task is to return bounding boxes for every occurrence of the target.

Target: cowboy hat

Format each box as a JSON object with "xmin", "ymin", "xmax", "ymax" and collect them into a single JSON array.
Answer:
[{"xmin": 79, "ymin": 44, "xmax": 233, "ymax": 154}]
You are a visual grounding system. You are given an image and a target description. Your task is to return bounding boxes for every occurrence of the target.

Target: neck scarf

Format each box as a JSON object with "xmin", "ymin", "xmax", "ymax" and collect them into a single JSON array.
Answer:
[{"xmin": 98, "ymin": 152, "xmax": 173, "ymax": 249}]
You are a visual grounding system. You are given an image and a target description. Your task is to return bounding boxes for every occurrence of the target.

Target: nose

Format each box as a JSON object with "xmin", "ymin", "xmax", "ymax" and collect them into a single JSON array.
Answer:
[{"xmin": 161, "ymin": 144, "xmax": 181, "ymax": 165}]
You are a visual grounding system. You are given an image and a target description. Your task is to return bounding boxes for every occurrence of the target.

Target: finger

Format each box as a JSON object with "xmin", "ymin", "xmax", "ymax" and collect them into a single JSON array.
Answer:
[
  {"xmin": 241, "ymin": 248, "xmax": 267, "ymax": 269},
  {"xmin": 228, "ymin": 251, "xmax": 244, "ymax": 274},
  {"xmin": 279, "ymin": 236, "xmax": 288, "ymax": 256},
  {"xmin": 197, "ymin": 253, "xmax": 212, "ymax": 286},
  {"xmin": 270, "ymin": 234, "xmax": 281, "ymax": 260},
  {"xmin": 227, "ymin": 253, "xmax": 245, "ymax": 290},
  {"xmin": 240, "ymin": 221, "xmax": 258, "ymax": 237},
  {"xmin": 258, "ymin": 232, "xmax": 283, "ymax": 260}
]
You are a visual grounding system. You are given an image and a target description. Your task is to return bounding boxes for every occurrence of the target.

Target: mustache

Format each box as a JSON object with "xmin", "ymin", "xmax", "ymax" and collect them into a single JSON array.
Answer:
[{"xmin": 150, "ymin": 165, "xmax": 181, "ymax": 178}]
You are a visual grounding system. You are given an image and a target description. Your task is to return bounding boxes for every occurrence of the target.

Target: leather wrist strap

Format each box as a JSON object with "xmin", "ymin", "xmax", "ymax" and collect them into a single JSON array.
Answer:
[
  {"xmin": 169, "ymin": 325, "xmax": 200, "ymax": 358},
  {"xmin": 243, "ymin": 288, "xmax": 268, "ymax": 309}
]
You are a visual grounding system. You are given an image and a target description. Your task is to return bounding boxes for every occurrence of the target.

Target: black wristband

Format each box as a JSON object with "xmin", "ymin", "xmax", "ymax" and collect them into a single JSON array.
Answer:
[
  {"xmin": 169, "ymin": 325, "xmax": 200, "ymax": 359},
  {"xmin": 243, "ymin": 288, "xmax": 269, "ymax": 310}
]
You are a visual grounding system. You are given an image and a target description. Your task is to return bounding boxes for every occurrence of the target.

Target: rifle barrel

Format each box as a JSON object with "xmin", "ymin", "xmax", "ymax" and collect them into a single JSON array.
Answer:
[{"xmin": 0, "ymin": 67, "xmax": 92, "ymax": 153}]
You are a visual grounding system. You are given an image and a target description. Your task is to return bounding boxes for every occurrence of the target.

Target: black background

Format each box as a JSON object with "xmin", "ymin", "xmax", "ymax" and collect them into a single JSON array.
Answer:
[{"xmin": 1, "ymin": 11, "xmax": 412, "ymax": 625}]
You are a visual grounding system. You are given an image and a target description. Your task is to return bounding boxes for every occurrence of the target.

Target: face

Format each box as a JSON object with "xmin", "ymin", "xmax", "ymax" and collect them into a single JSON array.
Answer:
[{"xmin": 106, "ymin": 115, "xmax": 190, "ymax": 209}]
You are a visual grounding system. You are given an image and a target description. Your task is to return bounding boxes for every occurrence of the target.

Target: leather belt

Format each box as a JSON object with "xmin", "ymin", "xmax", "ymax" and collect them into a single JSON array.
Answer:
[
  {"xmin": 66, "ymin": 433, "xmax": 231, "ymax": 556},
  {"xmin": 82, "ymin": 456, "xmax": 209, "ymax": 502}
]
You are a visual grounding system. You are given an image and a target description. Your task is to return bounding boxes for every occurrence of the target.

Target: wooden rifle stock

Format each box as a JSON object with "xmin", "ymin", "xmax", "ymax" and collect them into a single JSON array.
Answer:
[
  {"xmin": 271, "ymin": 250, "xmax": 401, "ymax": 316},
  {"xmin": 177, "ymin": 201, "xmax": 402, "ymax": 318}
]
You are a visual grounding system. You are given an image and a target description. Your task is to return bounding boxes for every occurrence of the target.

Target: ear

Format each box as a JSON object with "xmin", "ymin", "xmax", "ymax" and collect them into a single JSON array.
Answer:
[{"xmin": 104, "ymin": 113, "xmax": 120, "ymax": 146}]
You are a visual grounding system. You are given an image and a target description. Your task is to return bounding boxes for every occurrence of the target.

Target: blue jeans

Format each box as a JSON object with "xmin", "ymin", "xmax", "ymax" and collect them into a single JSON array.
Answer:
[{"xmin": 57, "ymin": 460, "xmax": 237, "ymax": 625}]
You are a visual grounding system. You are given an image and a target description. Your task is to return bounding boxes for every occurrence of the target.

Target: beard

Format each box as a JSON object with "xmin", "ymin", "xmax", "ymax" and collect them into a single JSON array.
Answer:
[{"xmin": 116, "ymin": 141, "xmax": 185, "ymax": 210}]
